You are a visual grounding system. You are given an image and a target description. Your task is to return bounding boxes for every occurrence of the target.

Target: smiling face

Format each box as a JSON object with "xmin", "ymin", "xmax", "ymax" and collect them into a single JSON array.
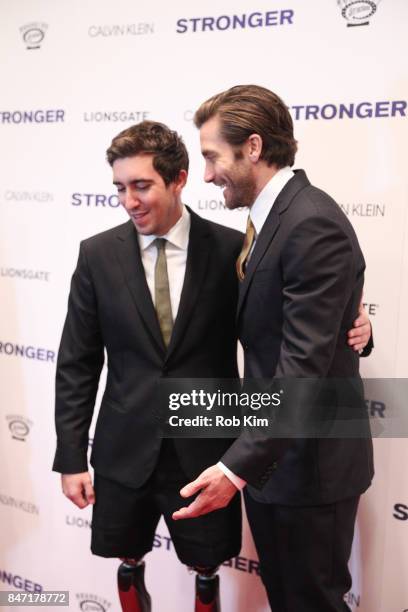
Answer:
[
  {"xmin": 199, "ymin": 115, "xmax": 257, "ymax": 210},
  {"xmin": 113, "ymin": 154, "xmax": 186, "ymax": 236}
]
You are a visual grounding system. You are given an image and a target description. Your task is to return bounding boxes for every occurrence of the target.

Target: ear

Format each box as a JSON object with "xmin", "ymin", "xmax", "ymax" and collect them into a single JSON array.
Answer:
[
  {"xmin": 247, "ymin": 133, "xmax": 263, "ymax": 163},
  {"xmin": 173, "ymin": 169, "xmax": 188, "ymax": 193}
]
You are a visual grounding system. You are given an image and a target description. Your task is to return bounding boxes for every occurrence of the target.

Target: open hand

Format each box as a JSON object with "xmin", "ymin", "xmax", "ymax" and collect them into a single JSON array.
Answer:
[{"xmin": 172, "ymin": 465, "xmax": 237, "ymax": 520}]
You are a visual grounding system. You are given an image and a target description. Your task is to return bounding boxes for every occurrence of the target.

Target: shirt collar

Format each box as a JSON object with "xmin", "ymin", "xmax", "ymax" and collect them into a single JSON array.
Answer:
[
  {"xmin": 138, "ymin": 204, "xmax": 191, "ymax": 251},
  {"xmin": 250, "ymin": 166, "xmax": 294, "ymax": 236}
]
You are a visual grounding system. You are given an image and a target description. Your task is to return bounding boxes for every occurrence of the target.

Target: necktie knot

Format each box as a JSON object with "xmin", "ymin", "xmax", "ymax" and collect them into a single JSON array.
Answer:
[{"xmin": 155, "ymin": 237, "xmax": 166, "ymax": 252}]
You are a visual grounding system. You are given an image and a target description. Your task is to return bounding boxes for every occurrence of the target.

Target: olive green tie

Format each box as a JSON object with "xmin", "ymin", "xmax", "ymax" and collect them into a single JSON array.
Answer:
[
  {"xmin": 154, "ymin": 238, "xmax": 173, "ymax": 347},
  {"xmin": 236, "ymin": 216, "xmax": 256, "ymax": 281}
]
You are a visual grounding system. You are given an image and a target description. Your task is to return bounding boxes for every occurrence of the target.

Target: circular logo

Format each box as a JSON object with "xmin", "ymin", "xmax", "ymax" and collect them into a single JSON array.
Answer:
[
  {"xmin": 341, "ymin": 1, "xmax": 378, "ymax": 21},
  {"xmin": 8, "ymin": 419, "xmax": 29, "ymax": 439},
  {"xmin": 79, "ymin": 601, "xmax": 106, "ymax": 612},
  {"xmin": 23, "ymin": 28, "xmax": 44, "ymax": 47}
]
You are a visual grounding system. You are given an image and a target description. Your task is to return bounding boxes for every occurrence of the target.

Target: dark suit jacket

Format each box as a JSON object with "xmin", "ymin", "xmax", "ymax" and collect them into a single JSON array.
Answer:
[
  {"xmin": 222, "ymin": 170, "xmax": 374, "ymax": 505},
  {"xmin": 53, "ymin": 209, "xmax": 243, "ymax": 488}
]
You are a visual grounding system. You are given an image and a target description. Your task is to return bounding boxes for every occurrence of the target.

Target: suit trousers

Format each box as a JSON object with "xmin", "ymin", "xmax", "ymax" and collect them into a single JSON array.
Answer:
[{"xmin": 244, "ymin": 490, "xmax": 359, "ymax": 612}]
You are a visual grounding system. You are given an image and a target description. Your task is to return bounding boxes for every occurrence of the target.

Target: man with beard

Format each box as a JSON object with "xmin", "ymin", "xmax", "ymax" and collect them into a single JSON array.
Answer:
[{"xmin": 173, "ymin": 85, "xmax": 374, "ymax": 612}]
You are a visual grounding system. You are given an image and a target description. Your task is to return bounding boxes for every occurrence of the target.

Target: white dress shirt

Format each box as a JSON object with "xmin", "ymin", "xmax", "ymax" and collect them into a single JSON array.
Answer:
[
  {"xmin": 138, "ymin": 205, "xmax": 190, "ymax": 317},
  {"xmin": 250, "ymin": 166, "xmax": 294, "ymax": 238},
  {"xmin": 218, "ymin": 166, "xmax": 294, "ymax": 491}
]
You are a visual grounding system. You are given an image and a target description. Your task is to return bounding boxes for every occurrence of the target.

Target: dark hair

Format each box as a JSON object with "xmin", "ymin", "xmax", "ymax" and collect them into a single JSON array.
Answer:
[
  {"xmin": 106, "ymin": 120, "xmax": 189, "ymax": 185},
  {"xmin": 194, "ymin": 85, "xmax": 297, "ymax": 167}
]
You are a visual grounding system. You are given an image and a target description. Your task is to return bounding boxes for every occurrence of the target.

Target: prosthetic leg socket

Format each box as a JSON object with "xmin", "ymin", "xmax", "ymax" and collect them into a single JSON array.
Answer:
[{"xmin": 117, "ymin": 560, "xmax": 151, "ymax": 612}]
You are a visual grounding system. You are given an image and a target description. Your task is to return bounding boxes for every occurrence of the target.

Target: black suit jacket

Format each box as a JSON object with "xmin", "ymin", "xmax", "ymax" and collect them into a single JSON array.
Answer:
[
  {"xmin": 222, "ymin": 170, "xmax": 374, "ymax": 505},
  {"xmin": 53, "ymin": 209, "xmax": 243, "ymax": 488}
]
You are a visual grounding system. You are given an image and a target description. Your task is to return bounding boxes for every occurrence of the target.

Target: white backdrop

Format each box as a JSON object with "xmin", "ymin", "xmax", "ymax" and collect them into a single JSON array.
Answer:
[{"xmin": 1, "ymin": 1, "xmax": 407, "ymax": 611}]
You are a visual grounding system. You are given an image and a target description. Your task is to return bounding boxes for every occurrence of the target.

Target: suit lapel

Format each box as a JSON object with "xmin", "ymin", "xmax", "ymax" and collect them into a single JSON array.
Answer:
[
  {"xmin": 165, "ymin": 209, "xmax": 211, "ymax": 361},
  {"xmin": 236, "ymin": 170, "xmax": 310, "ymax": 320},
  {"xmin": 115, "ymin": 221, "xmax": 165, "ymax": 355}
]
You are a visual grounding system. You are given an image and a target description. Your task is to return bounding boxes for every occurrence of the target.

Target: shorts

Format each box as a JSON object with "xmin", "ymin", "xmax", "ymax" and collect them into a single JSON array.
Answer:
[{"xmin": 91, "ymin": 439, "xmax": 242, "ymax": 567}]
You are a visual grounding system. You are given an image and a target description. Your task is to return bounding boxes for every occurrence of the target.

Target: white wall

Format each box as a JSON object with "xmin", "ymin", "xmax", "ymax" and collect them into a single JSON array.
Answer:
[{"xmin": 0, "ymin": 1, "xmax": 407, "ymax": 610}]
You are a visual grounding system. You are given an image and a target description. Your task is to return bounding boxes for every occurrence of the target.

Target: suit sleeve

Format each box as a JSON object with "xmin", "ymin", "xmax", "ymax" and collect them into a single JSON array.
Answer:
[
  {"xmin": 52, "ymin": 242, "xmax": 104, "ymax": 474},
  {"xmin": 274, "ymin": 215, "xmax": 355, "ymax": 378},
  {"xmin": 221, "ymin": 214, "xmax": 358, "ymax": 486}
]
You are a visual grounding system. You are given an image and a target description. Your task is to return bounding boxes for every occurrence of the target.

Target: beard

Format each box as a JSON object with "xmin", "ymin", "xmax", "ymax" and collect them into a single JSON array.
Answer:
[{"xmin": 223, "ymin": 172, "xmax": 257, "ymax": 210}]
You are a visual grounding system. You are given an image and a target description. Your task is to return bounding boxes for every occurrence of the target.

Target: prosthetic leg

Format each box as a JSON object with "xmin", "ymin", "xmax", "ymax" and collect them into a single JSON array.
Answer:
[
  {"xmin": 117, "ymin": 558, "xmax": 151, "ymax": 612},
  {"xmin": 194, "ymin": 566, "xmax": 221, "ymax": 612}
]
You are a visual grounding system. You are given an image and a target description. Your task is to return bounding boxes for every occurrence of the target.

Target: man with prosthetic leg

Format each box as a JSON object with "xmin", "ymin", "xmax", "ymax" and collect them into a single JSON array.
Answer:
[
  {"xmin": 53, "ymin": 120, "xmax": 371, "ymax": 611},
  {"xmin": 53, "ymin": 121, "xmax": 241, "ymax": 611}
]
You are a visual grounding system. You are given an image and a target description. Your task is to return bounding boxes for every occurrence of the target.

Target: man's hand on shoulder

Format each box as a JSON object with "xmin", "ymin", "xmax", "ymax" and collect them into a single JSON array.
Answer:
[
  {"xmin": 172, "ymin": 465, "xmax": 237, "ymax": 520},
  {"xmin": 61, "ymin": 472, "xmax": 95, "ymax": 509}
]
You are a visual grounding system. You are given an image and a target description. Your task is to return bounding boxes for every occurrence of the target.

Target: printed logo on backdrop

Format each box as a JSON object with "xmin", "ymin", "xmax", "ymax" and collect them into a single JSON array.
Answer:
[
  {"xmin": 337, "ymin": 0, "xmax": 381, "ymax": 27},
  {"xmin": 0, "ymin": 570, "xmax": 42, "ymax": 592},
  {"xmin": 0, "ymin": 110, "xmax": 64, "ymax": 124},
  {"xmin": 195, "ymin": 198, "xmax": 243, "ymax": 212},
  {"xmin": 198, "ymin": 198, "xmax": 227, "ymax": 212},
  {"xmin": 393, "ymin": 503, "xmax": 408, "ymax": 521},
  {"xmin": 66, "ymin": 515, "xmax": 92, "ymax": 529},
  {"xmin": 176, "ymin": 9, "xmax": 294, "ymax": 33},
  {"xmin": 0, "ymin": 494, "xmax": 39, "ymax": 515},
  {"xmin": 365, "ymin": 398, "xmax": 385, "ymax": 418},
  {"xmin": 2, "ymin": 190, "xmax": 53, "ymax": 203},
  {"xmin": 362, "ymin": 302, "xmax": 379, "ymax": 316},
  {"xmin": 153, "ymin": 533, "xmax": 260, "ymax": 576},
  {"xmin": 185, "ymin": 102, "xmax": 406, "ymax": 123},
  {"xmin": 1, "ymin": 268, "xmax": 50, "ymax": 282},
  {"xmin": 71, "ymin": 193, "xmax": 120, "ymax": 208},
  {"xmin": 88, "ymin": 23, "xmax": 154, "ymax": 37},
  {"xmin": 6, "ymin": 415, "xmax": 33, "ymax": 441},
  {"xmin": 339, "ymin": 202, "xmax": 385, "ymax": 217},
  {"xmin": 344, "ymin": 591, "xmax": 360, "ymax": 607},
  {"xmin": 20, "ymin": 23, "xmax": 48, "ymax": 49},
  {"xmin": 83, "ymin": 110, "xmax": 149, "ymax": 123},
  {"xmin": 0, "ymin": 341, "xmax": 55, "ymax": 363},
  {"xmin": 76, "ymin": 594, "xmax": 111, "ymax": 611},
  {"xmin": 290, "ymin": 100, "xmax": 406, "ymax": 120}
]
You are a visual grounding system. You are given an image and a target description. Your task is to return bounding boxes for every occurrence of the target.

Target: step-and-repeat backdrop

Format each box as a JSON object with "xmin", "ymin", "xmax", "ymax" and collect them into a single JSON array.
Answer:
[{"xmin": 1, "ymin": 1, "xmax": 407, "ymax": 610}]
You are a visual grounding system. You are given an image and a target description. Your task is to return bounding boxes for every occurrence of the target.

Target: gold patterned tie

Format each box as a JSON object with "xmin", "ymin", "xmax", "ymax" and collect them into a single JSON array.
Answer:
[
  {"xmin": 236, "ymin": 216, "xmax": 256, "ymax": 281},
  {"xmin": 154, "ymin": 238, "xmax": 173, "ymax": 347}
]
